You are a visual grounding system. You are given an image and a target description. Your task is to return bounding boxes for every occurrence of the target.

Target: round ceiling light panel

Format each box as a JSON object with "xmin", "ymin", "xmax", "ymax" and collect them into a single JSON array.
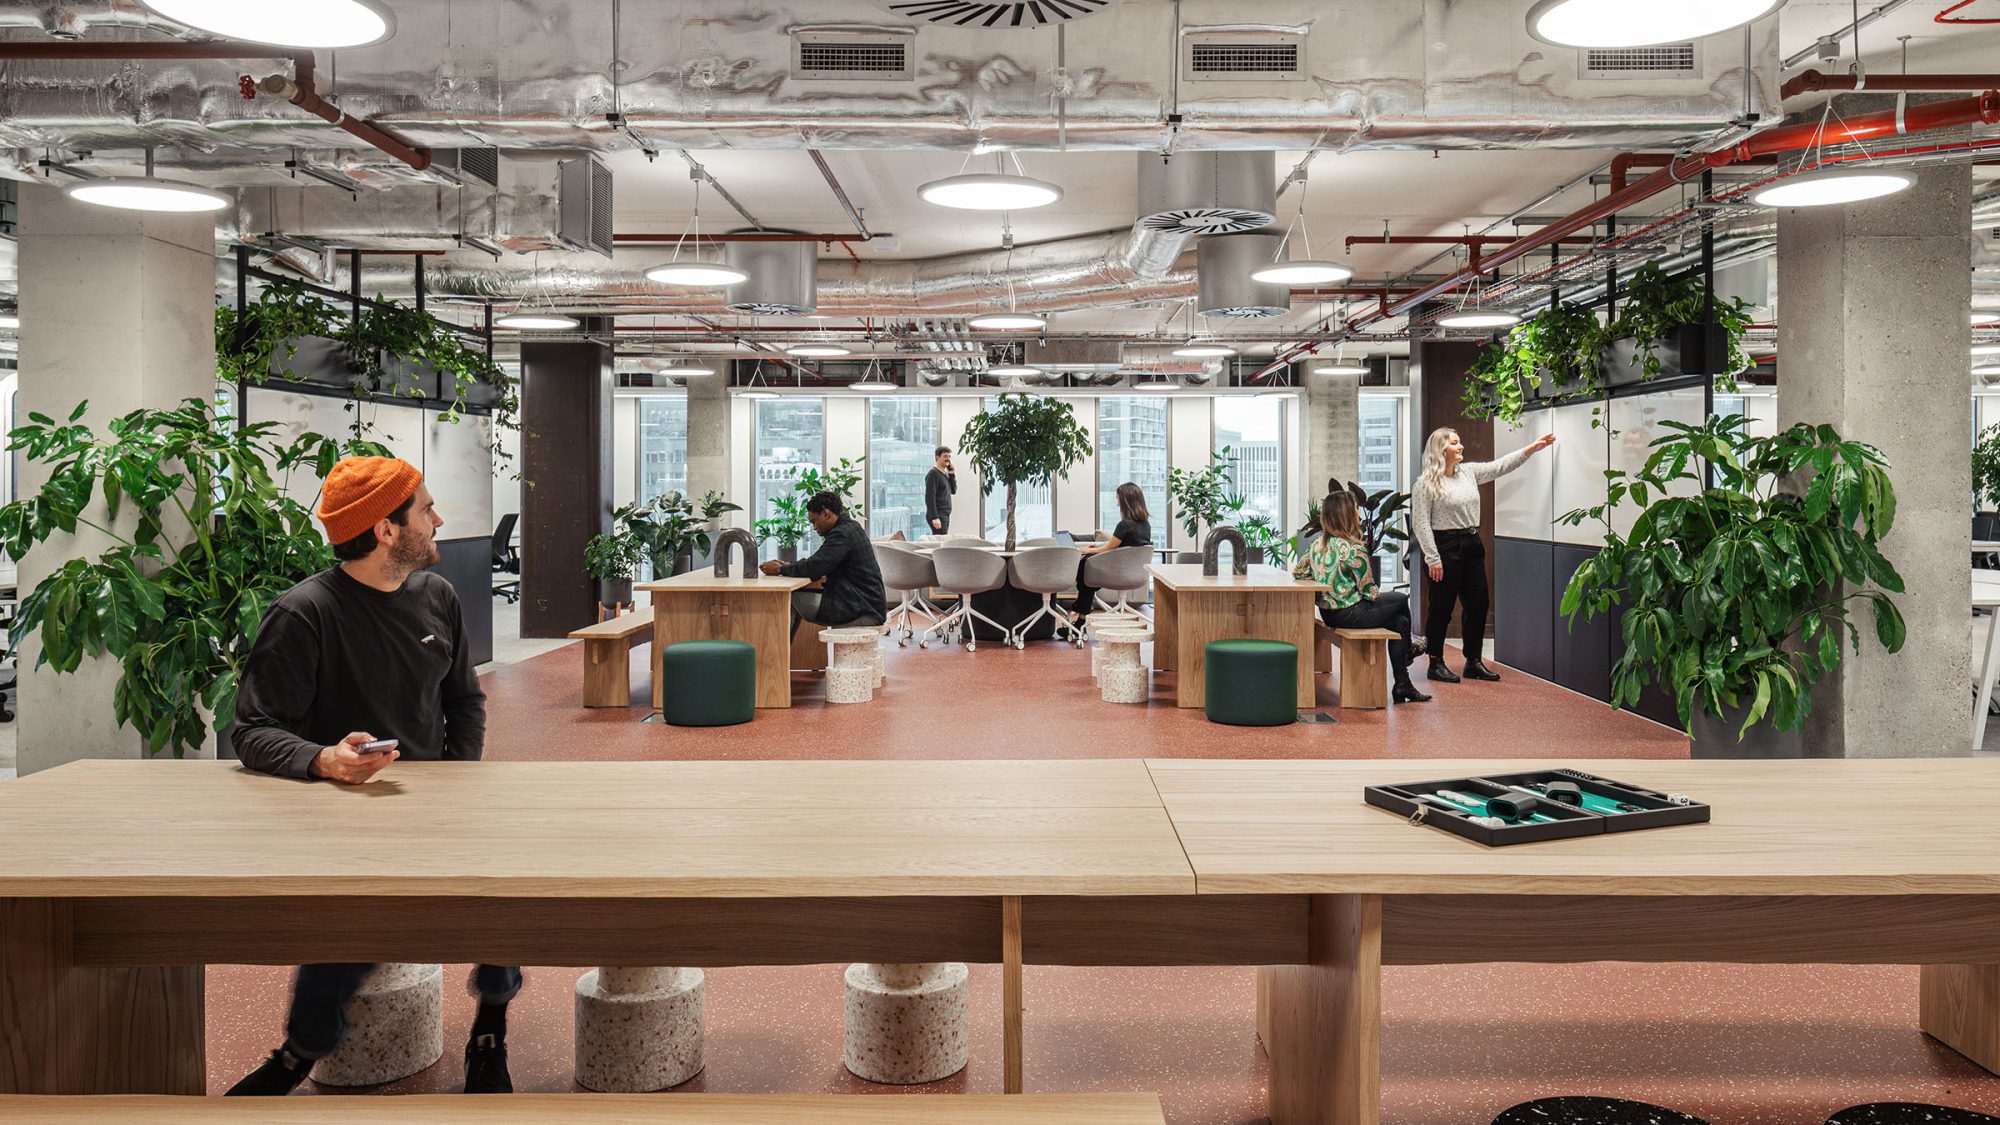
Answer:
[
  {"xmin": 873, "ymin": 0, "xmax": 1121, "ymax": 27},
  {"xmin": 918, "ymin": 173, "xmax": 1064, "ymax": 211},
  {"xmin": 1314, "ymin": 361, "xmax": 1371, "ymax": 376},
  {"xmin": 1438, "ymin": 311, "xmax": 1522, "ymax": 330},
  {"xmin": 967, "ymin": 312, "xmax": 1050, "ymax": 331},
  {"xmin": 1172, "ymin": 344, "xmax": 1238, "ymax": 358},
  {"xmin": 63, "ymin": 177, "xmax": 230, "ymax": 213},
  {"xmin": 495, "ymin": 313, "xmax": 580, "ymax": 331},
  {"xmin": 1526, "ymin": 0, "xmax": 1786, "ymax": 48},
  {"xmin": 1972, "ymin": 313, "xmax": 1999, "ymax": 327},
  {"xmin": 1750, "ymin": 168, "xmax": 1917, "ymax": 209},
  {"xmin": 645, "ymin": 262, "xmax": 748, "ymax": 287},
  {"xmin": 786, "ymin": 344, "xmax": 852, "ymax": 358},
  {"xmin": 0, "ymin": 314, "xmax": 17, "ymax": 331},
  {"xmin": 1251, "ymin": 260, "xmax": 1356, "ymax": 286},
  {"xmin": 140, "ymin": 0, "xmax": 396, "ymax": 48}
]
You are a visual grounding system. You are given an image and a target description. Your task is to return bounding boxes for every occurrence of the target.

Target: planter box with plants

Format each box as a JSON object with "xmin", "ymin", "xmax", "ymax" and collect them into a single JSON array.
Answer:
[
  {"xmin": 590, "ymin": 490, "xmax": 744, "ymax": 592},
  {"xmin": 1557, "ymin": 414, "xmax": 1905, "ymax": 758},
  {"xmin": 1599, "ymin": 262, "xmax": 1751, "ymax": 388},
  {"xmin": 1462, "ymin": 300, "xmax": 1604, "ymax": 423}
]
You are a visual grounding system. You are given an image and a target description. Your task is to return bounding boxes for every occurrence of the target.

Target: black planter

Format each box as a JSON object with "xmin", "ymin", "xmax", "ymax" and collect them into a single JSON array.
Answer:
[
  {"xmin": 264, "ymin": 335, "xmax": 442, "ymax": 401},
  {"xmin": 673, "ymin": 548, "xmax": 697, "ymax": 576},
  {"xmin": 1531, "ymin": 363, "xmax": 1594, "ymax": 401},
  {"xmin": 1604, "ymin": 323, "xmax": 1730, "ymax": 387},
  {"xmin": 1688, "ymin": 701, "xmax": 1805, "ymax": 759},
  {"xmin": 779, "ymin": 545, "xmax": 799, "ymax": 564},
  {"xmin": 596, "ymin": 577, "xmax": 634, "ymax": 607}
]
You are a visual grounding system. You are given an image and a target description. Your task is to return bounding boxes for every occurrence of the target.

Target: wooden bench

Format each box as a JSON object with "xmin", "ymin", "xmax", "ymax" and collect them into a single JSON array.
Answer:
[
  {"xmin": 0, "ymin": 1093, "xmax": 1168, "ymax": 1122},
  {"xmin": 568, "ymin": 606, "xmax": 654, "ymax": 708},
  {"xmin": 1312, "ymin": 622, "xmax": 1398, "ymax": 709}
]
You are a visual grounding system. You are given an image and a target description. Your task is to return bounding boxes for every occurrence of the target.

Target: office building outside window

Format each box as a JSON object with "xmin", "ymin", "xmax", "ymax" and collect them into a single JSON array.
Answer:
[
  {"xmin": 1357, "ymin": 392, "xmax": 1405, "ymax": 583},
  {"xmin": 755, "ymin": 397, "xmax": 824, "ymax": 561},
  {"xmin": 637, "ymin": 395, "xmax": 688, "ymax": 503},
  {"xmin": 1213, "ymin": 396, "xmax": 1286, "ymax": 529},
  {"xmin": 980, "ymin": 396, "xmax": 1053, "ymax": 541},
  {"xmin": 1096, "ymin": 396, "xmax": 1169, "ymax": 539},
  {"xmin": 868, "ymin": 396, "xmax": 940, "ymax": 541}
]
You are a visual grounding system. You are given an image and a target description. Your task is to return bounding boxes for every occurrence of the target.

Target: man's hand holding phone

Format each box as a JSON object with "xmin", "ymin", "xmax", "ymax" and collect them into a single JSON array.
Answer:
[{"xmin": 311, "ymin": 732, "xmax": 399, "ymax": 784}]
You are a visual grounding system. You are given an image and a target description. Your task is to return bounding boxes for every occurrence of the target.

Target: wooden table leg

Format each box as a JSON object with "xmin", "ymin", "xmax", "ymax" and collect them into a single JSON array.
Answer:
[
  {"xmin": 1263, "ymin": 894, "xmax": 1380, "ymax": 1125},
  {"xmin": 1154, "ymin": 585, "xmax": 1179, "ymax": 674},
  {"xmin": 730, "ymin": 593, "xmax": 794, "ymax": 709},
  {"xmin": 0, "ymin": 898, "xmax": 205, "ymax": 1095},
  {"xmin": 1172, "ymin": 592, "xmax": 1222, "ymax": 709},
  {"xmin": 1922, "ymin": 964, "xmax": 2000, "ymax": 1073},
  {"xmin": 1003, "ymin": 895, "xmax": 1024, "ymax": 1094}
]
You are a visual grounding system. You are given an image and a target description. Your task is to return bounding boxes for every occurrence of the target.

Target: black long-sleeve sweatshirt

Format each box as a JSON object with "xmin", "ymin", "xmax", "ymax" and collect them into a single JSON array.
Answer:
[{"xmin": 228, "ymin": 566, "xmax": 487, "ymax": 780}]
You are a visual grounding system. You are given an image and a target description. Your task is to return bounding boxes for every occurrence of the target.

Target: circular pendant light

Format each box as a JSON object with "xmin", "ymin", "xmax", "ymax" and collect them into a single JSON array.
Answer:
[
  {"xmin": 63, "ymin": 176, "xmax": 230, "ymax": 214},
  {"xmin": 645, "ymin": 262, "xmax": 748, "ymax": 287},
  {"xmin": 918, "ymin": 173, "xmax": 1063, "ymax": 212},
  {"xmin": 786, "ymin": 344, "xmax": 852, "ymax": 358},
  {"xmin": 737, "ymin": 389, "xmax": 780, "ymax": 401},
  {"xmin": 1172, "ymin": 343, "xmax": 1238, "ymax": 358},
  {"xmin": 140, "ymin": 0, "xmax": 396, "ymax": 49},
  {"xmin": 988, "ymin": 363, "xmax": 1046, "ymax": 378},
  {"xmin": 850, "ymin": 378, "xmax": 898, "ymax": 392},
  {"xmin": 1133, "ymin": 377, "xmax": 1180, "ymax": 392},
  {"xmin": 1251, "ymin": 260, "xmax": 1355, "ymax": 286},
  {"xmin": 495, "ymin": 312, "xmax": 580, "ymax": 331},
  {"xmin": 1973, "ymin": 313, "xmax": 2000, "ymax": 327},
  {"xmin": 1977, "ymin": 345, "xmax": 2000, "ymax": 357},
  {"xmin": 1526, "ymin": 0, "xmax": 1786, "ymax": 49},
  {"xmin": 1750, "ymin": 168, "xmax": 1916, "ymax": 209},
  {"xmin": 1438, "ymin": 310, "xmax": 1522, "ymax": 330},
  {"xmin": 652, "ymin": 362, "xmax": 717, "ymax": 378},
  {"xmin": 0, "ymin": 313, "xmax": 17, "ymax": 331},
  {"xmin": 967, "ymin": 312, "xmax": 1049, "ymax": 331},
  {"xmin": 1314, "ymin": 360, "xmax": 1371, "ymax": 376}
]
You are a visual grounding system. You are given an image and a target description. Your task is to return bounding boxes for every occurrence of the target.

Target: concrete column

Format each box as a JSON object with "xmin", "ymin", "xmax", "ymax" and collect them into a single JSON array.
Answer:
[
  {"xmin": 520, "ymin": 318, "xmax": 613, "ymax": 637},
  {"xmin": 685, "ymin": 371, "xmax": 730, "ymax": 510},
  {"xmin": 14, "ymin": 184, "xmax": 217, "ymax": 775},
  {"xmin": 1305, "ymin": 369, "xmax": 1360, "ymax": 497},
  {"xmin": 1777, "ymin": 163, "xmax": 1974, "ymax": 757}
]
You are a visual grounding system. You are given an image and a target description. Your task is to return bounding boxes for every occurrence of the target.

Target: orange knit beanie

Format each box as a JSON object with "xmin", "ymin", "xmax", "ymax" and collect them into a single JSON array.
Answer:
[{"xmin": 317, "ymin": 457, "xmax": 423, "ymax": 545}]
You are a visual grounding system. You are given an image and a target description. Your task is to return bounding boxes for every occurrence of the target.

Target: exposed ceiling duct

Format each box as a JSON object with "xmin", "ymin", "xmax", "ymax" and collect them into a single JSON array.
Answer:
[
  {"xmin": 1196, "ymin": 231, "xmax": 1290, "ymax": 319},
  {"xmin": 0, "ymin": 1, "xmax": 1781, "ymax": 163},
  {"xmin": 1138, "ymin": 151, "xmax": 1277, "ymax": 235},
  {"xmin": 724, "ymin": 238, "xmax": 818, "ymax": 316}
]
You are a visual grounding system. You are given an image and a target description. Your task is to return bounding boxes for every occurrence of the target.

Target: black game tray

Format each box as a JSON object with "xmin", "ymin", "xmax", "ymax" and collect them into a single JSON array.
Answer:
[{"xmin": 1365, "ymin": 767, "xmax": 1711, "ymax": 847}]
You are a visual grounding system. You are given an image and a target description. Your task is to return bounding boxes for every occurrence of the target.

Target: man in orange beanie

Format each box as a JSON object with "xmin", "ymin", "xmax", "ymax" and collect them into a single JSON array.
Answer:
[{"xmin": 225, "ymin": 456, "xmax": 515, "ymax": 1096}]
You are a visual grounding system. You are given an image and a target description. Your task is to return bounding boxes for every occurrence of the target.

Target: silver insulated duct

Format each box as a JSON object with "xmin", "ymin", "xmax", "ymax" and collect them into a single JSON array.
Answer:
[
  {"xmin": 1197, "ymin": 232, "xmax": 1290, "ymax": 319},
  {"xmin": 1138, "ymin": 152, "xmax": 1278, "ymax": 235},
  {"xmin": 725, "ymin": 238, "xmax": 818, "ymax": 317}
]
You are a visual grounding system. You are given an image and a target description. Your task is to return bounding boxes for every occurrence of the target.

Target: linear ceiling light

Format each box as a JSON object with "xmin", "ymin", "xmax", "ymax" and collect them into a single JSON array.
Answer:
[
  {"xmin": 786, "ymin": 344, "xmax": 852, "ymax": 358},
  {"xmin": 1526, "ymin": 0, "xmax": 1785, "ymax": 48},
  {"xmin": 1172, "ymin": 343, "xmax": 1238, "ymax": 358},
  {"xmin": 64, "ymin": 176, "xmax": 230, "ymax": 213},
  {"xmin": 140, "ymin": 0, "xmax": 396, "ymax": 48},
  {"xmin": 494, "ymin": 312, "xmax": 580, "ymax": 331},
  {"xmin": 1750, "ymin": 168, "xmax": 1916, "ymax": 209},
  {"xmin": 1314, "ymin": 360, "xmax": 1371, "ymax": 376}
]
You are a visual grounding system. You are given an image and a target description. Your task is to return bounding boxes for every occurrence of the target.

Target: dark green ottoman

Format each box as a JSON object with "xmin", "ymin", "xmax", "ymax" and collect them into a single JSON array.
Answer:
[
  {"xmin": 1204, "ymin": 639, "xmax": 1298, "ymax": 726},
  {"xmin": 661, "ymin": 640, "xmax": 756, "ymax": 727}
]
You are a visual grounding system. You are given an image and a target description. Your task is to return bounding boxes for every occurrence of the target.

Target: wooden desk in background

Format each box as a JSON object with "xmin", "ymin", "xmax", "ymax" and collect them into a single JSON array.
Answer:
[
  {"xmin": 1146, "ymin": 564, "xmax": 1327, "ymax": 709},
  {"xmin": 638, "ymin": 571, "xmax": 810, "ymax": 709}
]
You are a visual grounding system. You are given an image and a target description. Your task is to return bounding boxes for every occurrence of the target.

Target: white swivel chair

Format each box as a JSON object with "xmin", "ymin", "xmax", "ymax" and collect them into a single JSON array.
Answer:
[
  {"xmin": 942, "ymin": 536, "xmax": 996, "ymax": 549},
  {"xmin": 1083, "ymin": 545, "xmax": 1154, "ymax": 630},
  {"xmin": 876, "ymin": 542, "xmax": 944, "ymax": 648},
  {"xmin": 1006, "ymin": 545, "xmax": 1084, "ymax": 649},
  {"xmin": 928, "ymin": 547, "xmax": 1010, "ymax": 652},
  {"xmin": 1018, "ymin": 537, "xmax": 1064, "ymax": 548}
]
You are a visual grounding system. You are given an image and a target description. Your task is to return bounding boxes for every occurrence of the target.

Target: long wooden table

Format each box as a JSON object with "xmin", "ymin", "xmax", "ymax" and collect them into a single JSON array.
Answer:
[
  {"xmin": 5, "ymin": 757, "xmax": 2000, "ymax": 1123},
  {"xmin": 639, "ymin": 571, "xmax": 809, "ymax": 709},
  {"xmin": 1146, "ymin": 564, "xmax": 1327, "ymax": 709}
]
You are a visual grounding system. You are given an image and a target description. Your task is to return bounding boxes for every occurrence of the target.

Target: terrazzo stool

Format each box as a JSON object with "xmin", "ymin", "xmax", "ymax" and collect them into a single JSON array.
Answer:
[
  {"xmin": 1096, "ymin": 629, "xmax": 1153, "ymax": 704},
  {"xmin": 573, "ymin": 966, "xmax": 706, "ymax": 1092},
  {"xmin": 1826, "ymin": 1106, "xmax": 2000, "ymax": 1125},
  {"xmin": 1491, "ymin": 1097, "xmax": 1710, "ymax": 1125},
  {"xmin": 842, "ymin": 962, "xmax": 969, "ymax": 1084},
  {"xmin": 309, "ymin": 963, "xmax": 445, "ymax": 1087},
  {"xmin": 821, "ymin": 627, "xmax": 880, "ymax": 704}
]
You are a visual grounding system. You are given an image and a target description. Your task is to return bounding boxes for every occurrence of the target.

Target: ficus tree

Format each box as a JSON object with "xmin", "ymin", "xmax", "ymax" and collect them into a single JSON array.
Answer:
[{"xmin": 955, "ymin": 395, "xmax": 1093, "ymax": 551}]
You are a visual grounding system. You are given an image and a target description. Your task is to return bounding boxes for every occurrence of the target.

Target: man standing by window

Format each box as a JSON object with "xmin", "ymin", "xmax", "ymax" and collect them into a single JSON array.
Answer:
[
  {"xmin": 224, "ymin": 456, "xmax": 515, "ymax": 1097},
  {"xmin": 925, "ymin": 445, "xmax": 956, "ymax": 535}
]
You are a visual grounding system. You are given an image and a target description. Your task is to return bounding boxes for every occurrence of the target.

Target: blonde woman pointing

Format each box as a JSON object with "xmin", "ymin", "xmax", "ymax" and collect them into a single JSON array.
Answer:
[{"xmin": 1411, "ymin": 428, "xmax": 1555, "ymax": 684}]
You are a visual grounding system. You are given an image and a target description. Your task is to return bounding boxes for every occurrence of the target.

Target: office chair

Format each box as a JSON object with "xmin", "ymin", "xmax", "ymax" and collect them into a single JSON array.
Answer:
[
  {"xmin": 1007, "ymin": 545, "xmax": 1085, "ymax": 649},
  {"xmin": 491, "ymin": 513, "xmax": 521, "ymax": 604},
  {"xmin": 927, "ymin": 547, "xmax": 1010, "ymax": 652},
  {"xmin": 1083, "ymin": 545, "xmax": 1154, "ymax": 633},
  {"xmin": 875, "ymin": 542, "xmax": 945, "ymax": 647}
]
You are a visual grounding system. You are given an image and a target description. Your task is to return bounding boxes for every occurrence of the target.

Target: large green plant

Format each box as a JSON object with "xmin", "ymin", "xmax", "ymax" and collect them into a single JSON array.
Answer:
[
  {"xmin": 1559, "ymin": 415, "xmax": 1905, "ymax": 736},
  {"xmin": 582, "ymin": 528, "xmax": 644, "ymax": 582},
  {"xmin": 956, "ymin": 396, "xmax": 1092, "ymax": 551},
  {"xmin": 0, "ymin": 398, "xmax": 386, "ymax": 757},
  {"xmin": 619, "ymin": 490, "xmax": 741, "ymax": 578},
  {"xmin": 1166, "ymin": 448, "xmax": 1247, "ymax": 543},
  {"xmin": 1608, "ymin": 261, "xmax": 1754, "ymax": 383},
  {"xmin": 1975, "ymin": 422, "xmax": 2000, "ymax": 510},
  {"xmin": 753, "ymin": 457, "xmax": 864, "ymax": 551}
]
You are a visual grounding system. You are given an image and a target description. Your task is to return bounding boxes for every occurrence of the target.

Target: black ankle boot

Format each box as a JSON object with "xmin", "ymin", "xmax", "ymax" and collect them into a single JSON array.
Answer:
[
  {"xmin": 1462, "ymin": 661, "xmax": 1502, "ymax": 682},
  {"xmin": 225, "ymin": 1048, "xmax": 312, "ymax": 1096},
  {"xmin": 1426, "ymin": 658, "xmax": 1460, "ymax": 684},
  {"xmin": 1406, "ymin": 638, "xmax": 1428, "ymax": 667},
  {"xmin": 1393, "ymin": 680, "xmax": 1433, "ymax": 704},
  {"xmin": 463, "ymin": 1033, "xmax": 512, "ymax": 1094}
]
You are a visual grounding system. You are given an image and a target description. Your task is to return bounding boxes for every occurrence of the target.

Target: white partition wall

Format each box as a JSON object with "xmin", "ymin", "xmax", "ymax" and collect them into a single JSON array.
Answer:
[
  {"xmin": 1492, "ymin": 415, "xmax": 1554, "ymax": 542},
  {"xmin": 1607, "ymin": 387, "xmax": 1705, "ymax": 541},
  {"xmin": 1549, "ymin": 401, "xmax": 1610, "ymax": 546}
]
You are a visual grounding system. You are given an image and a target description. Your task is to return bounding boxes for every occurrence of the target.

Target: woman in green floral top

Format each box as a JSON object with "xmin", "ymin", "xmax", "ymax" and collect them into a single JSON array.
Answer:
[{"xmin": 1295, "ymin": 489, "xmax": 1431, "ymax": 703}]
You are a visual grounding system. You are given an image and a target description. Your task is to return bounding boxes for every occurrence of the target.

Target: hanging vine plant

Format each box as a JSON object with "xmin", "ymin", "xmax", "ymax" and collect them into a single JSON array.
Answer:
[
  {"xmin": 1462, "ymin": 300, "xmax": 1609, "ymax": 424},
  {"xmin": 1606, "ymin": 261, "xmax": 1754, "ymax": 384}
]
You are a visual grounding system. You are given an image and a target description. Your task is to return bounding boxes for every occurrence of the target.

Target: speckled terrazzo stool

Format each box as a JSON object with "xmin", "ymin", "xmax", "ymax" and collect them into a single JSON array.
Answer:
[
  {"xmin": 1825, "ymin": 1105, "xmax": 2000, "ymax": 1125},
  {"xmin": 1097, "ymin": 629, "xmax": 1152, "ymax": 704},
  {"xmin": 573, "ymin": 966, "xmax": 706, "ymax": 1092},
  {"xmin": 821, "ymin": 627, "xmax": 880, "ymax": 704},
  {"xmin": 1490, "ymin": 1096, "xmax": 1711, "ymax": 1124},
  {"xmin": 842, "ymin": 961, "xmax": 969, "ymax": 1084},
  {"xmin": 309, "ymin": 963, "xmax": 444, "ymax": 1087}
]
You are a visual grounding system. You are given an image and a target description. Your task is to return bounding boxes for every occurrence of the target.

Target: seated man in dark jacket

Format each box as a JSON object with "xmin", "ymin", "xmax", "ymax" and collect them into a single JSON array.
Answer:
[{"xmin": 759, "ymin": 491, "xmax": 887, "ymax": 635}]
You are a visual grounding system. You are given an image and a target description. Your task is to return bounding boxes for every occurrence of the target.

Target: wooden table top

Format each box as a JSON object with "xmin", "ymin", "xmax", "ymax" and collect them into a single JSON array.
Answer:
[
  {"xmin": 637, "ymin": 572, "xmax": 809, "ymax": 593},
  {"xmin": 0, "ymin": 760, "xmax": 1194, "ymax": 899},
  {"xmin": 1146, "ymin": 758, "xmax": 2000, "ymax": 897},
  {"xmin": 1145, "ymin": 563, "xmax": 1328, "ymax": 592}
]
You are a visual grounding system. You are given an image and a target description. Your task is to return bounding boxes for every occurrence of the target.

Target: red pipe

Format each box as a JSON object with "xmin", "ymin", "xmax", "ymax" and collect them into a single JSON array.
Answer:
[
  {"xmin": 613, "ymin": 233, "xmax": 872, "ymax": 245},
  {"xmin": 0, "ymin": 40, "xmax": 431, "ymax": 172},
  {"xmin": 1782, "ymin": 68, "xmax": 2000, "ymax": 100},
  {"xmin": 1938, "ymin": 2, "xmax": 2000, "ymax": 24},
  {"xmin": 1257, "ymin": 89, "xmax": 2000, "ymax": 380},
  {"xmin": 1610, "ymin": 152, "xmax": 1777, "ymax": 192}
]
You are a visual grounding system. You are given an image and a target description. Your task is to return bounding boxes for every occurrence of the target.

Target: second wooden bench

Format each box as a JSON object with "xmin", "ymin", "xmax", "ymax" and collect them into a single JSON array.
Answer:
[
  {"xmin": 1312, "ymin": 622, "xmax": 1399, "ymax": 709},
  {"xmin": 569, "ymin": 607, "xmax": 655, "ymax": 708}
]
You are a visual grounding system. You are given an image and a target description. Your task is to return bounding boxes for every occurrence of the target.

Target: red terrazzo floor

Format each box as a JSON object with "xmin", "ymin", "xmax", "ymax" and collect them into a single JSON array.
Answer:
[{"xmin": 202, "ymin": 638, "xmax": 2000, "ymax": 1122}]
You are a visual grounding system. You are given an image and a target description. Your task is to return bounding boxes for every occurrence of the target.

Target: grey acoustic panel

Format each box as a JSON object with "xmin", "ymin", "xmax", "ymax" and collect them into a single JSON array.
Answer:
[
  {"xmin": 1493, "ymin": 536, "xmax": 1554, "ymax": 683},
  {"xmin": 430, "ymin": 536, "xmax": 494, "ymax": 669},
  {"xmin": 1551, "ymin": 543, "xmax": 1613, "ymax": 703}
]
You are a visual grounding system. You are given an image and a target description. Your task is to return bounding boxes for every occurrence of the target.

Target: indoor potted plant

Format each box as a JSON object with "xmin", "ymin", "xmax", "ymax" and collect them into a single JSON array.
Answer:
[
  {"xmin": 1601, "ymin": 261, "xmax": 1753, "ymax": 387},
  {"xmin": 582, "ymin": 525, "xmax": 643, "ymax": 608},
  {"xmin": 754, "ymin": 493, "xmax": 810, "ymax": 563},
  {"xmin": 755, "ymin": 458, "xmax": 865, "ymax": 561},
  {"xmin": 1167, "ymin": 448, "xmax": 1247, "ymax": 549},
  {"xmin": 622, "ymin": 489, "xmax": 741, "ymax": 577},
  {"xmin": 956, "ymin": 395, "xmax": 1092, "ymax": 552},
  {"xmin": 1558, "ymin": 415, "xmax": 1905, "ymax": 757}
]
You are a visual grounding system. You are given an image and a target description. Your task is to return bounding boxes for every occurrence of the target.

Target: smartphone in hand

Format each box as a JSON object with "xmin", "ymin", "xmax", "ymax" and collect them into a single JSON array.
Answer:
[{"xmin": 357, "ymin": 738, "xmax": 399, "ymax": 756}]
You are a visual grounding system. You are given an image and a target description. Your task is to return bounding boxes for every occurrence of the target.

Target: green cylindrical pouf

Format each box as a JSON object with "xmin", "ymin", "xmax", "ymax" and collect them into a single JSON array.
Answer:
[
  {"xmin": 1204, "ymin": 639, "xmax": 1298, "ymax": 727},
  {"xmin": 661, "ymin": 640, "xmax": 757, "ymax": 727}
]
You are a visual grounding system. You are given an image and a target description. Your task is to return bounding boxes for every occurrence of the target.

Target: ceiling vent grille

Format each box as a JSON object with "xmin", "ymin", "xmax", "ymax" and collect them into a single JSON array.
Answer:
[
  {"xmin": 556, "ymin": 156, "xmax": 614, "ymax": 258},
  {"xmin": 794, "ymin": 33, "xmax": 913, "ymax": 80},
  {"xmin": 874, "ymin": 0, "xmax": 1122, "ymax": 27},
  {"xmin": 1187, "ymin": 36, "xmax": 1304, "ymax": 80},
  {"xmin": 429, "ymin": 147, "xmax": 500, "ymax": 189},
  {"xmin": 1137, "ymin": 151, "xmax": 1278, "ymax": 235},
  {"xmin": 1581, "ymin": 43, "xmax": 1699, "ymax": 79}
]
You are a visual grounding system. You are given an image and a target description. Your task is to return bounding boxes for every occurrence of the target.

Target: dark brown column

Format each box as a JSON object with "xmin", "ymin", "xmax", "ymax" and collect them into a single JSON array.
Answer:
[
  {"xmin": 1411, "ymin": 339, "xmax": 1496, "ymax": 644},
  {"xmin": 520, "ymin": 317, "xmax": 614, "ymax": 638}
]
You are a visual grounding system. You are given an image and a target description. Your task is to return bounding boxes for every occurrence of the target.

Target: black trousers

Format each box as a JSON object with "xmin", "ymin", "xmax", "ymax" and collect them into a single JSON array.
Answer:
[
  {"xmin": 1321, "ymin": 593, "xmax": 1415, "ymax": 684},
  {"xmin": 285, "ymin": 963, "xmax": 521, "ymax": 1059},
  {"xmin": 930, "ymin": 512, "xmax": 950, "ymax": 535},
  {"xmin": 1424, "ymin": 528, "xmax": 1489, "ymax": 664},
  {"xmin": 1070, "ymin": 558, "xmax": 1098, "ymax": 617}
]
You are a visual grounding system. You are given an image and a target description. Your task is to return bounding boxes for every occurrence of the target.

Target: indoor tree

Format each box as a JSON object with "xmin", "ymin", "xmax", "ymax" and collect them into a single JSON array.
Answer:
[{"xmin": 955, "ymin": 395, "xmax": 1092, "ymax": 551}]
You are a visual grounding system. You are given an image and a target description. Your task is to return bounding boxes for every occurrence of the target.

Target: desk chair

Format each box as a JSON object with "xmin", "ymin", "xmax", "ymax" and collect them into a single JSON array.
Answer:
[
  {"xmin": 1007, "ymin": 546, "xmax": 1084, "ymax": 649},
  {"xmin": 942, "ymin": 536, "xmax": 996, "ymax": 549},
  {"xmin": 1082, "ymin": 545, "xmax": 1153, "ymax": 631},
  {"xmin": 491, "ymin": 513, "xmax": 521, "ymax": 603},
  {"xmin": 875, "ymin": 542, "xmax": 944, "ymax": 648},
  {"xmin": 928, "ymin": 547, "xmax": 1009, "ymax": 652}
]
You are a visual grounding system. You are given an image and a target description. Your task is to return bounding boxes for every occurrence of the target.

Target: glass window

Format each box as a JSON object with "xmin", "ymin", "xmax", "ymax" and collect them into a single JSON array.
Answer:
[
  {"xmin": 1212, "ymin": 396, "xmax": 1286, "ymax": 528},
  {"xmin": 637, "ymin": 394, "xmax": 688, "ymax": 503},
  {"xmin": 755, "ymin": 397, "xmax": 824, "ymax": 560},
  {"xmin": 979, "ymin": 396, "xmax": 1053, "ymax": 541},
  {"xmin": 1096, "ymin": 396, "xmax": 1169, "ymax": 540},
  {"xmin": 1357, "ymin": 393, "xmax": 1406, "ymax": 584},
  {"xmin": 867, "ymin": 396, "xmax": 940, "ymax": 541}
]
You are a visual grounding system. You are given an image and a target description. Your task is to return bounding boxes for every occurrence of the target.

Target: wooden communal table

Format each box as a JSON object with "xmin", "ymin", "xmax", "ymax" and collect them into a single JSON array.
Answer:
[
  {"xmin": 638, "ymin": 571, "xmax": 809, "ymax": 709},
  {"xmin": 1146, "ymin": 564, "xmax": 1327, "ymax": 709}
]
